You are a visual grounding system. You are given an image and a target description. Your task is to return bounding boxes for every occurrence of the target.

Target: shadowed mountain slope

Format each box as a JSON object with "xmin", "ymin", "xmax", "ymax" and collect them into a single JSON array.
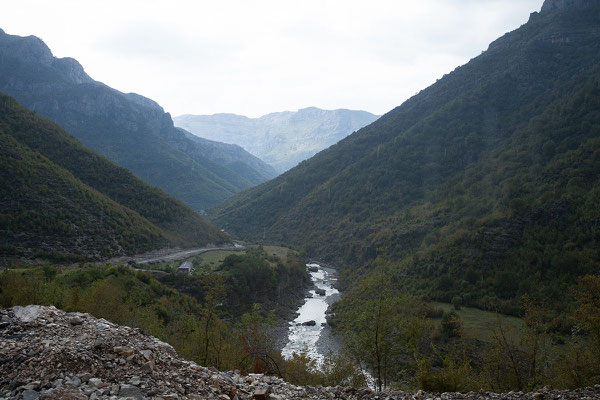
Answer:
[
  {"xmin": 0, "ymin": 93, "xmax": 228, "ymax": 262},
  {"xmin": 0, "ymin": 29, "xmax": 277, "ymax": 211}
]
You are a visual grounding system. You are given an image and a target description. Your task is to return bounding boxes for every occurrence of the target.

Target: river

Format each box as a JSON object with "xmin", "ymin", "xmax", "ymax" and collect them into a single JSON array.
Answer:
[{"xmin": 281, "ymin": 263, "xmax": 341, "ymax": 364}]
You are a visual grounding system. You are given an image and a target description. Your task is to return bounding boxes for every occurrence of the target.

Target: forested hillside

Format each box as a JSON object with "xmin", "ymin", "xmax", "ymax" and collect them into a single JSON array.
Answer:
[
  {"xmin": 212, "ymin": 2, "xmax": 600, "ymax": 313},
  {"xmin": 0, "ymin": 29, "xmax": 277, "ymax": 211},
  {"xmin": 0, "ymin": 93, "xmax": 228, "ymax": 262}
]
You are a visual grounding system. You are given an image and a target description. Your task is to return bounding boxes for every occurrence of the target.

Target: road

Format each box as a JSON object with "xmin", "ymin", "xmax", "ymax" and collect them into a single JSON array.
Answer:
[
  {"xmin": 107, "ymin": 243, "xmax": 245, "ymax": 266},
  {"xmin": 135, "ymin": 244, "xmax": 245, "ymax": 265}
]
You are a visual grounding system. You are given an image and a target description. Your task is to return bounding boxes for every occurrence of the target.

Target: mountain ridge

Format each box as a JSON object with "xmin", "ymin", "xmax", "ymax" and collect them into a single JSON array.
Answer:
[
  {"xmin": 175, "ymin": 107, "xmax": 379, "ymax": 173},
  {"xmin": 0, "ymin": 29, "xmax": 277, "ymax": 211}
]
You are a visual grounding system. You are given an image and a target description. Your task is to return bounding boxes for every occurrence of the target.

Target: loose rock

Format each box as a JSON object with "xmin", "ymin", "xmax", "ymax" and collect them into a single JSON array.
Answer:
[{"xmin": 0, "ymin": 306, "xmax": 598, "ymax": 400}]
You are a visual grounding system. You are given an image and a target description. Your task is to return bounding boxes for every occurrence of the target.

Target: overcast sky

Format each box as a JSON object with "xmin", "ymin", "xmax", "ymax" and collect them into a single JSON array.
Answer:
[{"xmin": 1, "ymin": 0, "xmax": 544, "ymax": 118}]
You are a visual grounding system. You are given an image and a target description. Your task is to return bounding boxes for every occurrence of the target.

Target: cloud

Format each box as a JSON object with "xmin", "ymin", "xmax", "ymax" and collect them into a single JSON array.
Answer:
[
  {"xmin": 0, "ymin": 0, "xmax": 545, "ymax": 117},
  {"xmin": 93, "ymin": 22, "xmax": 242, "ymax": 74}
]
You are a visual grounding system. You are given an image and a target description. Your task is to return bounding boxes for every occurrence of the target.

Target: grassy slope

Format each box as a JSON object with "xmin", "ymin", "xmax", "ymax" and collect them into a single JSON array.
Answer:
[{"xmin": 431, "ymin": 302, "xmax": 526, "ymax": 346}]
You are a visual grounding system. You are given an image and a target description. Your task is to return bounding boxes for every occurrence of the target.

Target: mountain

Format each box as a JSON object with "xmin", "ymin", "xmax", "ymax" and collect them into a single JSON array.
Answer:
[
  {"xmin": 176, "ymin": 128, "xmax": 278, "ymax": 187},
  {"xmin": 0, "ymin": 29, "xmax": 277, "ymax": 212},
  {"xmin": 174, "ymin": 107, "xmax": 379, "ymax": 173},
  {"xmin": 212, "ymin": 0, "xmax": 600, "ymax": 313},
  {"xmin": 0, "ymin": 92, "xmax": 228, "ymax": 262}
]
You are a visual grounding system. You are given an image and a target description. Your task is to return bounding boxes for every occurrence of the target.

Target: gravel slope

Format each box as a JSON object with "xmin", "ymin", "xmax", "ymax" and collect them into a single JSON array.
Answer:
[{"xmin": 1, "ymin": 306, "xmax": 599, "ymax": 400}]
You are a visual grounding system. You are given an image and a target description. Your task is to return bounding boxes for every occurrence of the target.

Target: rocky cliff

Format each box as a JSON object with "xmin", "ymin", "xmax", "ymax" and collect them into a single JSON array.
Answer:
[
  {"xmin": 541, "ymin": 0, "xmax": 595, "ymax": 13},
  {"xmin": 0, "ymin": 29, "xmax": 277, "ymax": 211},
  {"xmin": 1, "ymin": 306, "xmax": 599, "ymax": 400}
]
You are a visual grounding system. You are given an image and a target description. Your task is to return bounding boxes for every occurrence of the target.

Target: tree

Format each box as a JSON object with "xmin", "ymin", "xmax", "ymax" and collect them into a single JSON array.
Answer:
[
  {"xmin": 441, "ymin": 311, "xmax": 463, "ymax": 338},
  {"xmin": 481, "ymin": 296, "xmax": 549, "ymax": 391},
  {"xmin": 339, "ymin": 267, "xmax": 430, "ymax": 391},
  {"xmin": 574, "ymin": 274, "xmax": 600, "ymax": 347},
  {"xmin": 239, "ymin": 304, "xmax": 280, "ymax": 375},
  {"xmin": 550, "ymin": 274, "xmax": 600, "ymax": 388},
  {"xmin": 201, "ymin": 273, "xmax": 226, "ymax": 367}
]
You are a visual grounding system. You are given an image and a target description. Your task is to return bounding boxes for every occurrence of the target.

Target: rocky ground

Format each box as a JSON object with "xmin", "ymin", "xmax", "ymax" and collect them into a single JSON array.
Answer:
[{"xmin": 1, "ymin": 306, "xmax": 599, "ymax": 400}]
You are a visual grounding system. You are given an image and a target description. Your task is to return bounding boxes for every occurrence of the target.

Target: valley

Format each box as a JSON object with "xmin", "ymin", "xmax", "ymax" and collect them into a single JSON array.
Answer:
[{"xmin": 1, "ymin": 0, "xmax": 600, "ymax": 397}]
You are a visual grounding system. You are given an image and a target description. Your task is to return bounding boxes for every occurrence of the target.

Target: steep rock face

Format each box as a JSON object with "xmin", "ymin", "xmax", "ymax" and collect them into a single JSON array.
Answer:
[
  {"xmin": 0, "ymin": 29, "xmax": 277, "ymax": 211},
  {"xmin": 541, "ymin": 0, "xmax": 595, "ymax": 13},
  {"xmin": 175, "ymin": 107, "xmax": 379, "ymax": 173}
]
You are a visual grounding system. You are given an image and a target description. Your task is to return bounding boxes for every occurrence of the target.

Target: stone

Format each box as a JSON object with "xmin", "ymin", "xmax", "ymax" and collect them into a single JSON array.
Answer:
[
  {"xmin": 78, "ymin": 373, "xmax": 92, "ymax": 383},
  {"xmin": 130, "ymin": 376, "xmax": 141, "ymax": 386},
  {"xmin": 22, "ymin": 381, "xmax": 40, "ymax": 390},
  {"xmin": 42, "ymin": 387, "xmax": 88, "ymax": 400},
  {"xmin": 12, "ymin": 305, "xmax": 45, "ymax": 323},
  {"xmin": 140, "ymin": 349, "xmax": 153, "ymax": 361},
  {"xmin": 69, "ymin": 316, "xmax": 84, "ymax": 326},
  {"xmin": 142, "ymin": 361, "xmax": 154, "ymax": 372},
  {"xmin": 119, "ymin": 384, "xmax": 145, "ymax": 399},
  {"xmin": 253, "ymin": 387, "xmax": 270, "ymax": 399},
  {"xmin": 65, "ymin": 376, "xmax": 82, "ymax": 386},
  {"xmin": 88, "ymin": 378, "xmax": 104, "ymax": 388},
  {"xmin": 302, "ymin": 320, "xmax": 316, "ymax": 326},
  {"xmin": 95, "ymin": 322, "xmax": 109, "ymax": 330},
  {"xmin": 22, "ymin": 389, "xmax": 40, "ymax": 400}
]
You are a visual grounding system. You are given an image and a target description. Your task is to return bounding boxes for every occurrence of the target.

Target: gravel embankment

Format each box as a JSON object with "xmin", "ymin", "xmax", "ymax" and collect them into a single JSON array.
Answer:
[{"xmin": 1, "ymin": 305, "xmax": 599, "ymax": 400}]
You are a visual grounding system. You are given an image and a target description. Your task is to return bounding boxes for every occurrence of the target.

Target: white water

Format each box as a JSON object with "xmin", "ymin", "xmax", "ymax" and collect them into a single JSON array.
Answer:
[{"xmin": 281, "ymin": 263, "xmax": 339, "ymax": 364}]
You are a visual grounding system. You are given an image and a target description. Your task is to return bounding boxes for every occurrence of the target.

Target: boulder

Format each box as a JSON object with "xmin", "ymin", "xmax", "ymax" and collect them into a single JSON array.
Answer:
[
  {"xmin": 119, "ymin": 384, "xmax": 145, "ymax": 399},
  {"xmin": 22, "ymin": 390, "xmax": 39, "ymax": 400}
]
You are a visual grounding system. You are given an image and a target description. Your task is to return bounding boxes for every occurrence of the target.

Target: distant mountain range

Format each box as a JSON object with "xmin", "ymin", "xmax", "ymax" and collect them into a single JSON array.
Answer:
[
  {"xmin": 0, "ymin": 93, "xmax": 228, "ymax": 262},
  {"xmin": 174, "ymin": 107, "xmax": 379, "ymax": 173},
  {"xmin": 0, "ymin": 28, "xmax": 277, "ymax": 212},
  {"xmin": 212, "ymin": 0, "xmax": 600, "ymax": 313}
]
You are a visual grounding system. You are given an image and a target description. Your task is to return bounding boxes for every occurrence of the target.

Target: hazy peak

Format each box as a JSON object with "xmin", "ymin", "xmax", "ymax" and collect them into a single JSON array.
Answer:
[{"xmin": 0, "ymin": 28, "xmax": 93, "ymax": 84}]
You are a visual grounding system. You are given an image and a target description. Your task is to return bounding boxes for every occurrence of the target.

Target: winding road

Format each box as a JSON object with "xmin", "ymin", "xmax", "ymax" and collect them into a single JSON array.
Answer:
[{"xmin": 108, "ymin": 243, "xmax": 245, "ymax": 266}]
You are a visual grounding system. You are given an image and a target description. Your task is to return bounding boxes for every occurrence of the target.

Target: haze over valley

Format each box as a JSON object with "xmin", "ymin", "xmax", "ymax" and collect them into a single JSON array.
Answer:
[{"xmin": 175, "ymin": 108, "xmax": 379, "ymax": 173}]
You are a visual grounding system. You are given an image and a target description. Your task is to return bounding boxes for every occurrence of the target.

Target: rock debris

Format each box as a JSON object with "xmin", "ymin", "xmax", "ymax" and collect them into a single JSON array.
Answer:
[{"xmin": 1, "ymin": 306, "xmax": 599, "ymax": 400}]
